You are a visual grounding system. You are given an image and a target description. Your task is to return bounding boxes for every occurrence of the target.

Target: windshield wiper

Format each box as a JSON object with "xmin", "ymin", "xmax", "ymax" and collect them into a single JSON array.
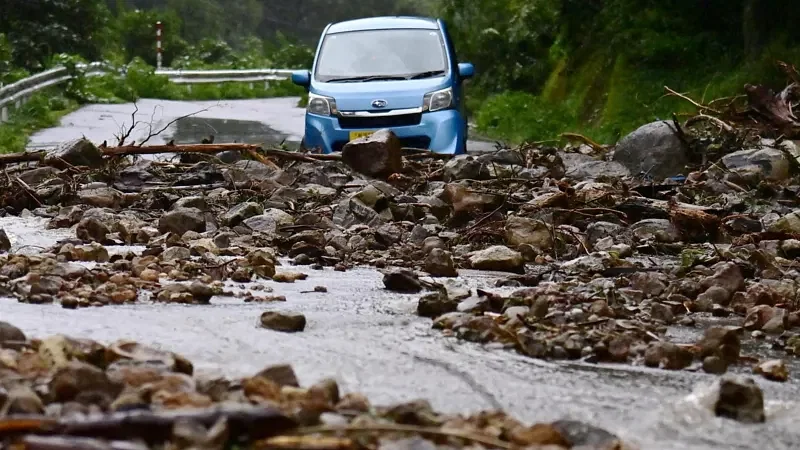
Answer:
[
  {"xmin": 326, "ymin": 75, "xmax": 408, "ymax": 83},
  {"xmin": 407, "ymin": 70, "xmax": 446, "ymax": 80}
]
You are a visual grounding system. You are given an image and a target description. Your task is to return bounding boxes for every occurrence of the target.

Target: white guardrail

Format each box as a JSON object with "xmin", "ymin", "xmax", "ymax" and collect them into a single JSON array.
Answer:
[{"xmin": 0, "ymin": 63, "xmax": 294, "ymax": 123}]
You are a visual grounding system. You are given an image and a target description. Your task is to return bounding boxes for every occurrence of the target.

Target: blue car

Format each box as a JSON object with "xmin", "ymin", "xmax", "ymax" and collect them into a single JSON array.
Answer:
[{"xmin": 290, "ymin": 16, "xmax": 475, "ymax": 155}]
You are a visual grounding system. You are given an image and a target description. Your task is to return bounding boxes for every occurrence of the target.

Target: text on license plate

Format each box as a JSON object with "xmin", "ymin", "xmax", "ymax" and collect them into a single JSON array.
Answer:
[{"xmin": 349, "ymin": 131, "xmax": 374, "ymax": 140}]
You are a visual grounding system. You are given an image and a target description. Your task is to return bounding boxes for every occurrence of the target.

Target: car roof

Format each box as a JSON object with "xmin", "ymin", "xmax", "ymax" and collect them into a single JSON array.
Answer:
[{"xmin": 326, "ymin": 16, "xmax": 440, "ymax": 34}]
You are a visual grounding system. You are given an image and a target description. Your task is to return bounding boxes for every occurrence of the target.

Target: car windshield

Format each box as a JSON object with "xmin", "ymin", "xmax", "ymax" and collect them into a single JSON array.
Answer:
[{"xmin": 314, "ymin": 28, "xmax": 448, "ymax": 82}]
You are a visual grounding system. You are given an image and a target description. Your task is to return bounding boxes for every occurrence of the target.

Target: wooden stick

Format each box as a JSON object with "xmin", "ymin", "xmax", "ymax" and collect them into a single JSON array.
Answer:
[
  {"xmin": 0, "ymin": 151, "xmax": 44, "ymax": 165},
  {"xmin": 664, "ymin": 86, "xmax": 722, "ymax": 115}
]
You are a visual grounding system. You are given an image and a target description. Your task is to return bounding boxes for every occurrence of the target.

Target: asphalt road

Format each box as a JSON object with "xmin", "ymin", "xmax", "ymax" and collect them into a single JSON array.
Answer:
[{"xmin": 27, "ymin": 97, "xmax": 498, "ymax": 153}]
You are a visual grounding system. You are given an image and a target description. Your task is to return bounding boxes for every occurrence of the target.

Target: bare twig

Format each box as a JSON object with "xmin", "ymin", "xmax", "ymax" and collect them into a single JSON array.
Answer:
[
  {"xmin": 116, "ymin": 101, "xmax": 140, "ymax": 147},
  {"xmin": 137, "ymin": 105, "xmax": 214, "ymax": 147},
  {"xmin": 685, "ymin": 113, "xmax": 734, "ymax": 132},
  {"xmin": 664, "ymin": 86, "xmax": 722, "ymax": 115}
]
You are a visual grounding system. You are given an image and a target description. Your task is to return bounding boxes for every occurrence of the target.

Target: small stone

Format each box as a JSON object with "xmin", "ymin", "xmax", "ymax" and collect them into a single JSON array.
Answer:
[
  {"xmin": 643, "ymin": 342, "xmax": 692, "ymax": 370},
  {"xmin": 753, "ymin": 359, "xmax": 789, "ymax": 382},
  {"xmin": 650, "ymin": 302, "xmax": 674, "ymax": 323},
  {"xmin": 273, "ymin": 272, "xmax": 308, "ymax": 283},
  {"xmin": 702, "ymin": 356, "xmax": 728, "ymax": 375},
  {"xmin": 260, "ymin": 311, "xmax": 306, "ymax": 332},
  {"xmin": 76, "ymin": 217, "xmax": 110, "ymax": 243},
  {"xmin": 417, "ymin": 292, "xmax": 458, "ymax": 318},
  {"xmin": 697, "ymin": 326, "xmax": 741, "ymax": 364},
  {"xmin": 0, "ymin": 321, "xmax": 26, "ymax": 343},
  {"xmin": 714, "ymin": 375, "xmax": 765, "ymax": 423},
  {"xmin": 139, "ymin": 268, "xmax": 160, "ymax": 282},
  {"xmin": 467, "ymin": 245, "xmax": 525, "ymax": 273},
  {"xmin": 424, "ymin": 249, "xmax": 457, "ymax": 277},
  {"xmin": 382, "ymin": 269, "xmax": 422, "ymax": 293},
  {"xmin": 162, "ymin": 246, "xmax": 191, "ymax": 262},
  {"xmin": 158, "ymin": 208, "xmax": 206, "ymax": 236},
  {"xmin": 0, "ymin": 229, "xmax": 10, "ymax": 252},
  {"xmin": 222, "ymin": 202, "xmax": 264, "ymax": 227},
  {"xmin": 189, "ymin": 281, "xmax": 214, "ymax": 303},
  {"xmin": 254, "ymin": 364, "xmax": 299, "ymax": 387}
]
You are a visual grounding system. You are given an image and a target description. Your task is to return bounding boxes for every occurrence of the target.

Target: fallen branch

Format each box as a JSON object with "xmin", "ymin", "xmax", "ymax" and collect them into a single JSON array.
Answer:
[
  {"xmin": 0, "ymin": 151, "xmax": 44, "ymax": 165},
  {"xmin": 560, "ymin": 132, "xmax": 607, "ymax": 153},
  {"xmin": 664, "ymin": 86, "xmax": 722, "ymax": 115},
  {"xmin": 684, "ymin": 113, "xmax": 734, "ymax": 132}
]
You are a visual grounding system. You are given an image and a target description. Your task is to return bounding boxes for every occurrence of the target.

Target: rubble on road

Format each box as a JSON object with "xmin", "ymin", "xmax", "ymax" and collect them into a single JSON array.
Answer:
[
  {"xmin": 0, "ymin": 66, "xmax": 798, "ymax": 388},
  {"xmin": 0, "ymin": 324, "xmax": 630, "ymax": 449}
]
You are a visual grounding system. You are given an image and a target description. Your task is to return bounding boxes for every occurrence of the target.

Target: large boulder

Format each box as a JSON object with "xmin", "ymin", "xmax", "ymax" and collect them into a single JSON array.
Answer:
[
  {"xmin": 341, "ymin": 129, "xmax": 403, "ymax": 177},
  {"xmin": 611, "ymin": 121, "xmax": 689, "ymax": 181},
  {"xmin": 45, "ymin": 138, "xmax": 104, "ymax": 169}
]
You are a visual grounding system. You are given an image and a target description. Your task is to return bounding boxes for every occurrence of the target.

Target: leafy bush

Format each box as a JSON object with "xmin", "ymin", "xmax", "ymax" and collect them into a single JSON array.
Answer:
[
  {"xmin": 0, "ymin": 91, "xmax": 77, "ymax": 154},
  {"xmin": 475, "ymin": 92, "xmax": 576, "ymax": 143}
]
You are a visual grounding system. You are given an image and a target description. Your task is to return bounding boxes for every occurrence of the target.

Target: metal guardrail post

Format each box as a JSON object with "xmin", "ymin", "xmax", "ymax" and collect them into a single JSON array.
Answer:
[{"xmin": 156, "ymin": 21, "xmax": 163, "ymax": 71}]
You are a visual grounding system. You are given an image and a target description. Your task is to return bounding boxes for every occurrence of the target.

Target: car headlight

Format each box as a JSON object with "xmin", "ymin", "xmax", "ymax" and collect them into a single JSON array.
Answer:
[
  {"xmin": 422, "ymin": 87, "xmax": 452, "ymax": 112},
  {"xmin": 307, "ymin": 93, "xmax": 338, "ymax": 116}
]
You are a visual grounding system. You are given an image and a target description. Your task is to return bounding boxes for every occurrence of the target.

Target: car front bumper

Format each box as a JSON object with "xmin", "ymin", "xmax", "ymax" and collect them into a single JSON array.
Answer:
[{"xmin": 302, "ymin": 108, "xmax": 466, "ymax": 155}]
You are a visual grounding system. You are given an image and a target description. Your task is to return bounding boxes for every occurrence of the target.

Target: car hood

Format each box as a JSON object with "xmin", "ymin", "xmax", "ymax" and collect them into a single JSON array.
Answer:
[{"xmin": 310, "ymin": 77, "xmax": 449, "ymax": 111}]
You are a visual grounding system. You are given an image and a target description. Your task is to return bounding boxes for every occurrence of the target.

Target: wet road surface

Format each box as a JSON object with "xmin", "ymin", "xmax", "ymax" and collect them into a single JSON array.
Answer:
[
  {"xmin": 10, "ymin": 98, "xmax": 800, "ymax": 449},
  {"xmin": 27, "ymin": 97, "xmax": 497, "ymax": 153},
  {"xmin": 2, "ymin": 215, "xmax": 800, "ymax": 450}
]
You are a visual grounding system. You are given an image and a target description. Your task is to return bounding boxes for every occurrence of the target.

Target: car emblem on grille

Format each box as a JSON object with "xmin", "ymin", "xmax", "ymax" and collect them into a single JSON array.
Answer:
[{"xmin": 371, "ymin": 99, "xmax": 388, "ymax": 108}]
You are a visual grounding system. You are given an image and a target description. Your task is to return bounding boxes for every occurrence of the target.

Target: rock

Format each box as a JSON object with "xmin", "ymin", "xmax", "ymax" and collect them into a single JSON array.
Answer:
[
  {"xmin": 769, "ymin": 210, "xmax": 800, "ymax": 234},
  {"xmin": 697, "ymin": 326, "xmax": 741, "ymax": 364},
  {"xmin": 224, "ymin": 160, "xmax": 279, "ymax": 185},
  {"xmin": 697, "ymin": 286, "xmax": 733, "ymax": 307},
  {"xmin": 762, "ymin": 307, "xmax": 788, "ymax": 334},
  {"xmin": 504, "ymin": 216, "xmax": 552, "ymax": 250},
  {"xmin": 254, "ymin": 364, "xmax": 299, "ymax": 387},
  {"xmin": 722, "ymin": 147, "xmax": 791, "ymax": 181},
  {"xmin": 382, "ymin": 269, "xmax": 422, "ymax": 293},
  {"xmin": 630, "ymin": 219, "xmax": 681, "ymax": 243},
  {"xmin": 49, "ymin": 361, "xmax": 119, "ymax": 402},
  {"xmin": 417, "ymin": 292, "xmax": 459, "ymax": 318},
  {"xmin": 260, "ymin": 311, "xmax": 306, "ymax": 333},
  {"xmin": 222, "ymin": 202, "xmax": 264, "ymax": 227},
  {"xmin": 643, "ymin": 342, "xmax": 692, "ymax": 370},
  {"xmin": 188, "ymin": 281, "xmax": 215, "ymax": 304},
  {"xmin": 442, "ymin": 155, "xmax": 489, "ymax": 181},
  {"xmin": 714, "ymin": 376, "xmax": 765, "ymax": 423},
  {"xmin": 244, "ymin": 209, "xmax": 294, "ymax": 234},
  {"xmin": 19, "ymin": 166, "xmax": 59, "ymax": 186},
  {"xmin": 0, "ymin": 321, "xmax": 26, "ymax": 343},
  {"xmin": 703, "ymin": 356, "xmax": 728, "ymax": 374},
  {"xmin": 45, "ymin": 138, "xmax": 104, "ymax": 169},
  {"xmin": 611, "ymin": 120, "xmax": 689, "ymax": 181},
  {"xmin": 550, "ymin": 420, "xmax": 621, "ymax": 449},
  {"xmin": 273, "ymin": 271, "xmax": 308, "ymax": 283},
  {"xmin": 77, "ymin": 186, "xmax": 124, "ymax": 209},
  {"xmin": 585, "ymin": 221, "xmax": 625, "ymax": 248},
  {"xmin": 341, "ymin": 129, "xmax": 403, "ymax": 177},
  {"xmin": 424, "ymin": 249, "xmax": 457, "ymax": 277},
  {"xmin": 76, "ymin": 216, "xmax": 110, "ymax": 243},
  {"xmin": 753, "ymin": 359, "xmax": 788, "ymax": 382},
  {"xmin": 701, "ymin": 262, "xmax": 745, "ymax": 297},
  {"xmin": 630, "ymin": 272, "xmax": 668, "ymax": 297},
  {"xmin": 333, "ymin": 197, "xmax": 386, "ymax": 229},
  {"xmin": 172, "ymin": 196, "xmax": 208, "ymax": 211},
  {"xmin": 562, "ymin": 152, "xmax": 631, "ymax": 180},
  {"xmin": 0, "ymin": 229, "xmax": 10, "ymax": 252},
  {"xmin": 468, "ymin": 245, "xmax": 524, "ymax": 273},
  {"xmin": 744, "ymin": 305, "xmax": 777, "ymax": 331},
  {"xmin": 162, "ymin": 246, "xmax": 191, "ymax": 262},
  {"xmin": 158, "ymin": 208, "xmax": 206, "ymax": 236},
  {"xmin": 650, "ymin": 303, "xmax": 674, "ymax": 323}
]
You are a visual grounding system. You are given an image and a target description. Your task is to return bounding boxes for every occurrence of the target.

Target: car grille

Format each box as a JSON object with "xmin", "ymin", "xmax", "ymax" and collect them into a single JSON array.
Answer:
[
  {"xmin": 337, "ymin": 112, "xmax": 422, "ymax": 129},
  {"xmin": 332, "ymin": 136, "xmax": 431, "ymax": 153}
]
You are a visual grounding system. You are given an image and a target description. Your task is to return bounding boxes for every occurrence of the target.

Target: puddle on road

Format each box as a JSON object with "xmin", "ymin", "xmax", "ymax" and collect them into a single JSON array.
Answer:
[{"xmin": 163, "ymin": 117, "xmax": 297, "ymax": 147}]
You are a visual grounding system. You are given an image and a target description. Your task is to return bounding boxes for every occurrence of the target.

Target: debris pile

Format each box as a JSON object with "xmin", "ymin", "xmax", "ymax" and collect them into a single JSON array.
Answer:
[
  {"xmin": 0, "ymin": 322, "xmax": 629, "ymax": 449},
  {"xmin": 0, "ymin": 63, "xmax": 798, "ymax": 388}
]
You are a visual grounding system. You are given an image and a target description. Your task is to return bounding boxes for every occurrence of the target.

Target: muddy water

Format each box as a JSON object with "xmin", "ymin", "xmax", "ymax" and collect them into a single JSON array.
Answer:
[{"xmin": 1, "ymin": 216, "xmax": 800, "ymax": 449}]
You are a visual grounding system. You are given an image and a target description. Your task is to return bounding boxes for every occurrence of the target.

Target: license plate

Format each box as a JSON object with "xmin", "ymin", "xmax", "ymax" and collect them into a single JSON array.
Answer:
[{"xmin": 349, "ymin": 131, "xmax": 374, "ymax": 140}]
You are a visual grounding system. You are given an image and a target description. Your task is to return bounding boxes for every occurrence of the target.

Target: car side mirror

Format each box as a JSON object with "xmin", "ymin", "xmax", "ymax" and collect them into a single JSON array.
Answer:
[
  {"xmin": 458, "ymin": 63, "xmax": 474, "ymax": 79},
  {"xmin": 291, "ymin": 70, "xmax": 311, "ymax": 87}
]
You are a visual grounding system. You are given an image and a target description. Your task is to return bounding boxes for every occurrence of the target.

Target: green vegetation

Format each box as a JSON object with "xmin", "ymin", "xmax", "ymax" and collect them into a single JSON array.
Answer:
[
  {"xmin": 0, "ymin": 92, "xmax": 79, "ymax": 154},
  {"xmin": 442, "ymin": 0, "xmax": 800, "ymax": 144}
]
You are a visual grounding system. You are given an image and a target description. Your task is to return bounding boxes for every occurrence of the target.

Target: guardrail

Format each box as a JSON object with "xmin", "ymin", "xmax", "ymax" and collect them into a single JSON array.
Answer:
[{"xmin": 0, "ymin": 64, "xmax": 294, "ymax": 123}]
